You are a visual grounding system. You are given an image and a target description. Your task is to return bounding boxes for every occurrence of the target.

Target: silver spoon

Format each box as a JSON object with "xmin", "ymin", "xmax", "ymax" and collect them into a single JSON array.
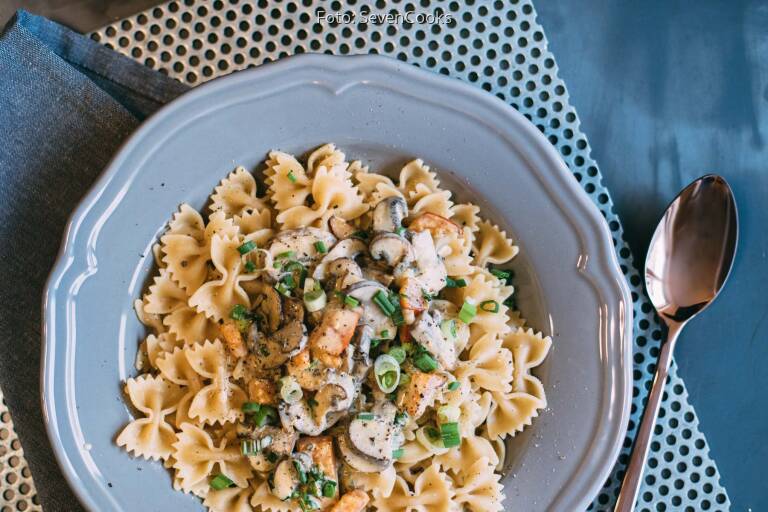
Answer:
[{"xmin": 615, "ymin": 175, "xmax": 738, "ymax": 512}]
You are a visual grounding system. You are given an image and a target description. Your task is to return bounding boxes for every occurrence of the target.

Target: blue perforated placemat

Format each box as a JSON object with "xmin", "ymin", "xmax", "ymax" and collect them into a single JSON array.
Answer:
[{"xmin": 82, "ymin": 1, "xmax": 731, "ymax": 510}]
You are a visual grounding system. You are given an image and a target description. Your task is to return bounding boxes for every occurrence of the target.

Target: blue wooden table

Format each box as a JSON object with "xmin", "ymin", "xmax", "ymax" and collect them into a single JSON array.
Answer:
[{"xmin": 537, "ymin": 1, "xmax": 768, "ymax": 509}]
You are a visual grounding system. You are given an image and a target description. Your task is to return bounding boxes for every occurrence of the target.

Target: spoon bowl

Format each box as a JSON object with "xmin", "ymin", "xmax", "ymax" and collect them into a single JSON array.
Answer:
[{"xmin": 616, "ymin": 174, "xmax": 738, "ymax": 511}]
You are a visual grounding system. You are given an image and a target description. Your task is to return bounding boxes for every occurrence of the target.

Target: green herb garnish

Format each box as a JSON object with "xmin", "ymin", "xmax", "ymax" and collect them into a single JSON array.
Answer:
[{"xmin": 237, "ymin": 240, "xmax": 257, "ymax": 255}]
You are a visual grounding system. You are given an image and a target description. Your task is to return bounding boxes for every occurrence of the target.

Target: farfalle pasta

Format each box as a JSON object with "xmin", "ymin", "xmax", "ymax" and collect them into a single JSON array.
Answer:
[{"xmin": 118, "ymin": 145, "xmax": 552, "ymax": 511}]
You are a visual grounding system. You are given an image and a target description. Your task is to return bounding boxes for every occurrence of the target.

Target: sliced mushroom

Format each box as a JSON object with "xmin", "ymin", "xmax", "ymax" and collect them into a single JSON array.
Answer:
[
  {"xmin": 344, "ymin": 280, "xmax": 396, "ymax": 340},
  {"xmin": 269, "ymin": 227, "xmax": 337, "ymax": 265},
  {"xmin": 279, "ymin": 399, "xmax": 346, "ymax": 436},
  {"xmin": 337, "ymin": 431, "xmax": 390, "ymax": 473},
  {"xmin": 369, "ymin": 233, "xmax": 414, "ymax": 267},
  {"xmin": 313, "ymin": 238, "xmax": 367, "ymax": 281},
  {"xmin": 410, "ymin": 310, "xmax": 457, "ymax": 370},
  {"xmin": 410, "ymin": 230, "xmax": 448, "ymax": 294},
  {"xmin": 313, "ymin": 372, "xmax": 356, "ymax": 422},
  {"xmin": 283, "ymin": 296, "xmax": 305, "ymax": 324},
  {"xmin": 373, "ymin": 196, "xmax": 408, "ymax": 232},
  {"xmin": 252, "ymin": 284, "xmax": 282, "ymax": 333},
  {"xmin": 326, "ymin": 257, "xmax": 364, "ymax": 289},
  {"xmin": 271, "ymin": 320, "xmax": 308, "ymax": 358},
  {"xmin": 329, "ymin": 215, "xmax": 357, "ymax": 239},
  {"xmin": 347, "ymin": 325, "xmax": 373, "ymax": 381},
  {"xmin": 248, "ymin": 320, "xmax": 307, "ymax": 370},
  {"xmin": 271, "ymin": 458, "xmax": 300, "ymax": 500}
]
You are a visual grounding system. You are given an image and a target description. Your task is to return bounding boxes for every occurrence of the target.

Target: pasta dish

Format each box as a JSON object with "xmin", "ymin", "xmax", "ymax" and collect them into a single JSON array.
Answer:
[{"xmin": 121, "ymin": 144, "xmax": 551, "ymax": 511}]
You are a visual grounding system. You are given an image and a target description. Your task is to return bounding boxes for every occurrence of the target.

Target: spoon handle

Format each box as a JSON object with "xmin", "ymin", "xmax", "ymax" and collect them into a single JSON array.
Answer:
[{"xmin": 615, "ymin": 321, "xmax": 683, "ymax": 512}]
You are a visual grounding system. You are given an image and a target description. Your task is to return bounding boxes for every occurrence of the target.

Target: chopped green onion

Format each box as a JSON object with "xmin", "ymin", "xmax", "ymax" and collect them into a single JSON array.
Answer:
[
  {"xmin": 426, "ymin": 426, "xmax": 441, "ymax": 441},
  {"xmin": 230, "ymin": 304, "xmax": 249, "ymax": 321},
  {"xmin": 279, "ymin": 376, "xmax": 303, "ymax": 404},
  {"xmin": 391, "ymin": 307, "xmax": 405, "ymax": 326},
  {"xmin": 398, "ymin": 373, "xmax": 411, "ymax": 387},
  {"xmin": 374, "ymin": 354, "xmax": 401, "ymax": 393},
  {"xmin": 294, "ymin": 460, "xmax": 307, "ymax": 484},
  {"xmin": 479, "ymin": 300, "xmax": 500, "ymax": 313},
  {"xmin": 237, "ymin": 240, "xmax": 257, "ymax": 255},
  {"xmin": 437, "ymin": 405, "xmax": 461, "ymax": 424},
  {"xmin": 244, "ymin": 260, "xmax": 257, "ymax": 273},
  {"xmin": 357, "ymin": 413, "xmax": 375, "ymax": 421},
  {"xmin": 254, "ymin": 405, "xmax": 278, "ymax": 427},
  {"xmin": 401, "ymin": 342, "xmax": 414, "ymax": 354},
  {"xmin": 287, "ymin": 170, "xmax": 298, "ymax": 183},
  {"xmin": 440, "ymin": 319, "xmax": 457, "ymax": 340},
  {"xmin": 373, "ymin": 290, "xmax": 396, "ymax": 315},
  {"xmin": 395, "ymin": 226, "xmax": 406, "ymax": 236},
  {"xmin": 284, "ymin": 261, "xmax": 307, "ymax": 287},
  {"xmin": 440, "ymin": 422, "xmax": 461, "ymax": 448},
  {"xmin": 458, "ymin": 299, "xmax": 477, "ymax": 323},
  {"xmin": 392, "ymin": 448, "xmax": 404, "ymax": 459},
  {"xmin": 314, "ymin": 241, "xmax": 327, "ymax": 254},
  {"xmin": 380, "ymin": 329, "xmax": 390, "ymax": 338},
  {"xmin": 388, "ymin": 346, "xmax": 407, "ymax": 364},
  {"xmin": 276, "ymin": 250, "xmax": 296, "ymax": 260},
  {"xmin": 344, "ymin": 295, "xmax": 360, "ymax": 308},
  {"xmin": 394, "ymin": 411, "xmax": 409, "ymax": 427},
  {"xmin": 322, "ymin": 480, "xmax": 337, "ymax": 498},
  {"xmin": 413, "ymin": 351, "xmax": 438, "ymax": 373},
  {"xmin": 275, "ymin": 282, "xmax": 292, "ymax": 297},
  {"xmin": 447, "ymin": 381, "xmax": 461, "ymax": 391},
  {"xmin": 282, "ymin": 274, "xmax": 296, "ymax": 289},
  {"xmin": 242, "ymin": 402, "xmax": 261, "ymax": 414},
  {"xmin": 210, "ymin": 473, "xmax": 235, "ymax": 490},
  {"xmin": 445, "ymin": 277, "xmax": 467, "ymax": 288},
  {"xmin": 370, "ymin": 338, "xmax": 383, "ymax": 349},
  {"xmin": 489, "ymin": 268, "xmax": 511, "ymax": 281},
  {"xmin": 241, "ymin": 439, "xmax": 257, "ymax": 456},
  {"xmin": 303, "ymin": 288, "xmax": 327, "ymax": 312}
]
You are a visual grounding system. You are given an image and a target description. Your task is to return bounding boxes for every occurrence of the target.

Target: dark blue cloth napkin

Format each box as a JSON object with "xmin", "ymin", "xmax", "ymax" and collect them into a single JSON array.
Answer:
[{"xmin": 0, "ymin": 11, "xmax": 188, "ymax": 510}]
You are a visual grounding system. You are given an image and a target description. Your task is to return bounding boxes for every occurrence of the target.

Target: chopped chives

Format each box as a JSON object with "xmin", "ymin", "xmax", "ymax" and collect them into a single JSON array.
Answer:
[
  {"xmin": 237, "ymin": 240, "xmax": 257, "ymax": 255},
  {"xmin": 210, "ymin": 474, "xmax": 235, "ymax": 490},
  {"xmin": 275, "ymin": 282, "xmax": 292, "ymax": 297},
  {"xmin": 254, "ymin": 405, "xmax": 278, "ymax": 427},
  {"xmin": 440, "ymin": 422, "xmax": 461, "ymax": 448},
  {"xmin": 398, "ymin": 373, "xmax": 410, "ymax": 386},
  {"xmin": 230, "ymin": 304, "xmax": 249, "ymax": 321},
  {"xmin": 413, "ymin": 351, "xmax": 438, "ymax": 372},
  {"xmin": 395, "ymin": 226, "xmax": 406, "ymax": 236},
  {"xmin": 287, "ymin": 170, "xmax": 297, "ymax": 183},
  {"xmin": 489, "ymin": 268, "xmax": 511, "ymax": 281},
  {"xmin": 380, "ymin": 329, "xmax": 389, "ymax": 338},
  {"xmin": 426, "ymin": 427, "xmax": 441, "ymax": 441},
  {"xmin": 394, "ymin": 411, "xmax": 409, "ymax": 426},
  {"xmin": 313, "ymin": 240, "xmax": 327, "ymax": 254},
  {"xmin": 388, "ymin": 346, "xmax": 407, "ymax": 364},
  {"xmin": 447, "ymin": 381, "xmax": 460, "ymax": 391},
  {"xmin": 373, "ymin": 290, "xmax": 396, "ymax": 315},
  {"xmin": 391, "ymin": 307, "xmax": 405, "ymax": 326},
  {"xmin": 276, "ymin": 250, "xmax": 296, "ymax": 260},
  {"xmin": 344, "ymin": 295, "xmax": 360, "ymax": 308},
  {"xmin": 242, "ymin": 401, "xmax": 261, "ymax": 413},
  {"xmin": 322, "ymin": 480, "xmax": 337, "ymax": 498},
  {"xmin": 445, "ymin": 277, "xmax": 467, "ymax": 288},
  {"xmin": 357, "ymin": 412, "xmax": 375, "ymax": 421},
  {"xmin": 458, "ymin": 300, "xmax": 477, "ymax": 323},
  {"xmin": 392, "ymin": 448, "xmax": 404, "ymax": 459},
  {"xmin": 294, "ymin": 460, "xmax": 307, "ymax": 484},
  {"xmin": 244, "ymin": 260, "xmax": 257, "ymax": 273},
  {"xmin": 282, "ymin": 274, "xmax": 296, "ymax": 289},
  {"xmin": 479, "ymin": 300, "xmax": 500, "ymax": 313}
]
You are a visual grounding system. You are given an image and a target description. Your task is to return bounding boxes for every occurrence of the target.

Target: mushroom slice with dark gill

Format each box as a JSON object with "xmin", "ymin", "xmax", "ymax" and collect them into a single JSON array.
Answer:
[
  {"xmin": 372, "ymin": 196, "xmax": 408, "ymax": 232},
  {"xmin": 248, "ymin": 319, "xmax": 307, "ymax": 370},
  {"xmin": 329, "ymin": 215, "xmax": 357, "ymax": 239},
  {"xmin": 369, "ymin": 232, "xmax": 414, "ymax": 267},
  {"xmin": 313, "ymin": 238, "xmax": 367, "ymax": 281},
  {"xmin": 312, "ymin": 372, "xmax": 356, "ymax": 422},
  {"xmin": 337, "ymin": 414, "xmax": 396, "ymax": 473}
]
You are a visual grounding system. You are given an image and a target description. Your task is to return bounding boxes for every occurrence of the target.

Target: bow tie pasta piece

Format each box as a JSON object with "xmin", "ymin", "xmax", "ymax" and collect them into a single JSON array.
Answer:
[
  {"xmin": 184, "ymin": 340, "xmax": 247, "ymax": 425},
  {"xmin": 435, "ymin": 228, "xmax": 474, "ymax": 277},
  {"xmin": 250, "ymin": 480, "xmax": 302, "ymax": 512},
  {"xmin": 472, "ymin": 220, "xmax": 519, "ymax": 267},
  {"xmin": 142, "ymin": 332, "xmax": 184, "ymax": 370},
  {"xmin": 398, "ymin": 159, "xmax": 441, "ymax": 198},
  {"xmin": 306, "ymin": 143, "xmax": 347, "ymax": 175},
  {"xmin": 454, "ymin": 333, "xmax": 514, "ymax": 395},
  {"xmin": 144, "ymin": 268, "xmax": 188, "ymax": 315},
  {"xmin": 167, "ymin": 203, "xmax": 207, "ymax": 237},
  {"xmin": 116, "ymin": 374, "xmax": 185, "ymax": 461},
  {"xmin": 189, "ymin": 234, "xmax": 256, "ymax": 322},
  {"xmin": 157, "ymin": 346, "xmax": 205, "ymax": 428},
  {"xmin": 343, "ymin": 465, "xmax": 397, "ymax": 499},
  {"xmin": 372, "ymin": 464, "xmax": 456, "ymax": 512},
  {"xmin": 265, "ymin": 151, "xmax": 312, "ymax": 212},
  {"xmin": 444, "ymin": 271, "xmax": 515, "ymax": 340},
  {"xmin": 409, "ymin": 184, "xmax": 454, "ymax": 219},
  {"xmin": 351, "ymin": 163, "xmax": 404, "ymax": 207},
  {"xmin": 203, "ymin": 483, "xmax": 254, "ymax": 512},
  {"xmin": 234, "ymin": 207, "xmax": 274, "ymax": 241},
  {"xmin": 486, "ymin": 328, "xmax": 551, "ymax": 438},
  {"xmin": 209, "ymin": 167, "xmax": 269, "ymax": 219},
  {"xmin": 436, "ymin": 381, "xmax": 493, "ymax": 438},
  {"xmin": 134, "ymin": 297, "xmax": 166, "ymax": 333},
  {"xmin": 276, "ymin": 165, "xmax": 368, "ymax": 229},
  {"xmin": 452, "ymin": 457, "xmax": 505, "ymax": 512},
  {"xmin": 172, "ymin": 423, "xmax": 253, "ymax": 493},
  {"xmin": 435, "ymin": 433, "xmax": 499, "ymax": 476},
  {"xmin": 450, "ymin": 203, "xmax": 482, "ymax": 235},
  {"xmin": 162, "ymin": 209, "xmax": 240, "ymax": 294}
]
